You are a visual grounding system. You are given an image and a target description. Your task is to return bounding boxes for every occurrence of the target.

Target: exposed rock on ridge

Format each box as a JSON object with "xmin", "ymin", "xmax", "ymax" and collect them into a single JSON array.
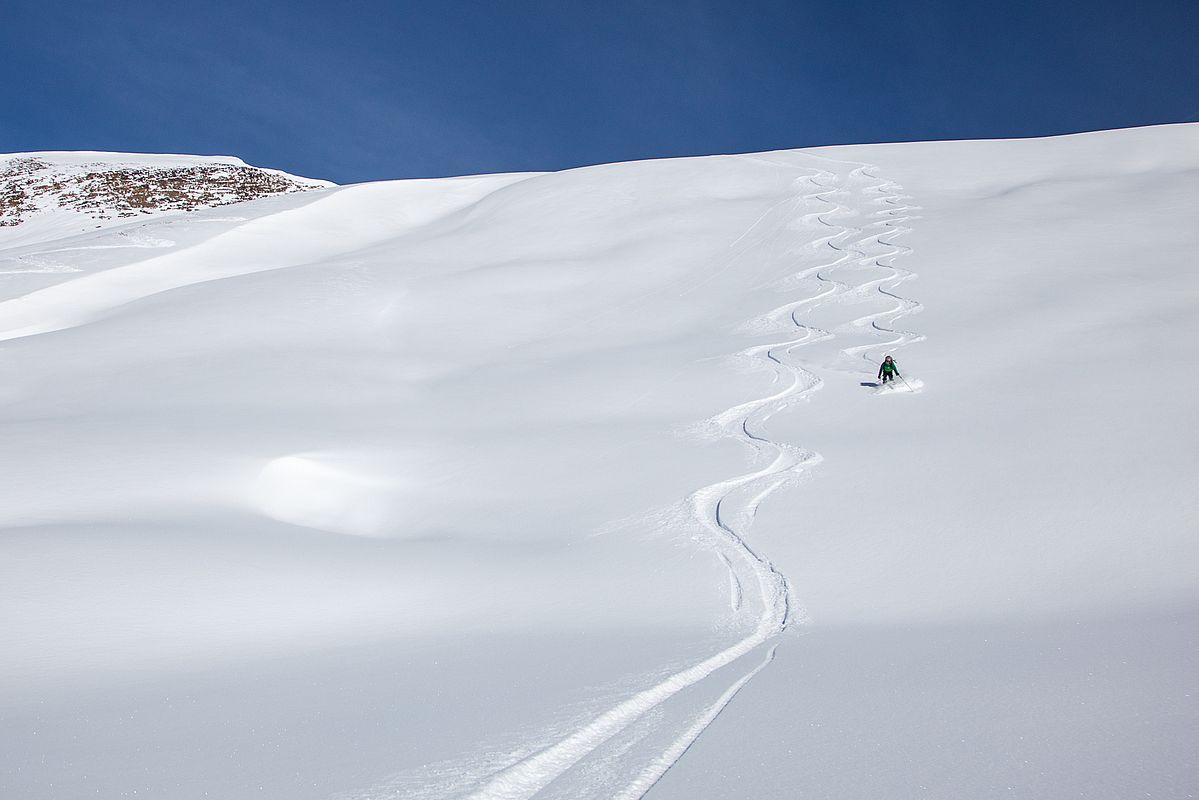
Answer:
[{"xmin": 0, "ymin": 154, "xmax": 330, "ymax": 228}]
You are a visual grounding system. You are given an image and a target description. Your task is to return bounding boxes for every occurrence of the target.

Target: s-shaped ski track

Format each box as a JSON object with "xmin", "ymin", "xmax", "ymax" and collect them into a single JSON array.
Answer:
[{"xmin": 462, "ymin": 158, "xmax": 921, "ymax": 800}]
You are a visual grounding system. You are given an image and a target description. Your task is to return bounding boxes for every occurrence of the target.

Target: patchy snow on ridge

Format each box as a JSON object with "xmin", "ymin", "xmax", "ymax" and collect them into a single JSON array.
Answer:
[
  {"xmin": 0, "ymin": 125, "xmax": 1196, "ymax": 800},
  {"xmin": 0, "ymin": 151, "xmax": 332, "ymax": 248}
]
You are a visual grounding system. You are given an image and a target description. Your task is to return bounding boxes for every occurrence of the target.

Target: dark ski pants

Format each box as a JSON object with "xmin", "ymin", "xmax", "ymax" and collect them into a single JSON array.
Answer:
[{"xmin": 881, "ymin": 372, "xmax": 898, "ymax": 384}]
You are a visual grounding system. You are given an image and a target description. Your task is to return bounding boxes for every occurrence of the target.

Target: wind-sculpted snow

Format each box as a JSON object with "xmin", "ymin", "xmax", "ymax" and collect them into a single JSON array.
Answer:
[{"xmin": 2, "ymin": 125, "xmax": 1198, "ymax": 800}]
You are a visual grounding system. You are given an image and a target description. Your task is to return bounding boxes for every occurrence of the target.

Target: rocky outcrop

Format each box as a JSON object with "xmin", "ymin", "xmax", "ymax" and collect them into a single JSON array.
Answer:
[{"xmin": 1, "ymin": 155, "xmax": 329, "ymax": 228}]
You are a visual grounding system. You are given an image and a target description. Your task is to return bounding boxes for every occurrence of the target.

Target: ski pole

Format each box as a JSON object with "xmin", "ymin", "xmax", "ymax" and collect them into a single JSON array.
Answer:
[{"xmin": 898, "ymin": 374, "xmax": 913, "ymax": 391}]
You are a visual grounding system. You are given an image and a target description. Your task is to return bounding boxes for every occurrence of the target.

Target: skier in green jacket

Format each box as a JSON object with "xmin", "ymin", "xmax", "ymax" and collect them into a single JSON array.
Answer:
[{"xmin": 878, "ymin": 355, "xmax": 900, "ymax": 385}]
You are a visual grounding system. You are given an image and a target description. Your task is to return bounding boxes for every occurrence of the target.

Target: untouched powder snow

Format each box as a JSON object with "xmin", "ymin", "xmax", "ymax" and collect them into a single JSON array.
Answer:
[{"xmin": 1, "ymin": 125, "xmax": 1197, "ymax": 799}]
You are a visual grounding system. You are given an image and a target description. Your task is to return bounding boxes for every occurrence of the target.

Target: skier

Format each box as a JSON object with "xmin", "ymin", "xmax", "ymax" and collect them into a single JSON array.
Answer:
[{"xmin": 878, "ymin": 355, "xmax": 900, "ymax": 385}]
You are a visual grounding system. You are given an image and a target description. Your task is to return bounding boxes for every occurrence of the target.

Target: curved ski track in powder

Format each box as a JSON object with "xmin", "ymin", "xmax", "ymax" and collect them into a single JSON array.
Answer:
[
  {"xmin": 464, "ymin": 159, "xmax": 922, "ymax": 800},
  {"xmin": 835, "ymin": 165, "xmax": 925, "ymax": 367}
]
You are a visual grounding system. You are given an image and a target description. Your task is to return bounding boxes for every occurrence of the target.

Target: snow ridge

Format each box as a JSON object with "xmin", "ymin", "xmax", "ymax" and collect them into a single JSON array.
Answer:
[{"xmin": 0, "ymin": 153, "xmax": 328, "ymax": 232}]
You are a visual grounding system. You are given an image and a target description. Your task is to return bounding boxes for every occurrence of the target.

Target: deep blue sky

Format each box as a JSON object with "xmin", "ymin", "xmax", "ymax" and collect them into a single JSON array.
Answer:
[{"xmin": 4, "ymin": 0, "xmax": 1197, "ymax": 184}]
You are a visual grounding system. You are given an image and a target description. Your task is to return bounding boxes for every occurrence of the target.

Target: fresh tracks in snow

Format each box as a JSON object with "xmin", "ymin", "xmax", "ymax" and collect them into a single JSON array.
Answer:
[
  {"xmin": 837, "ymin": 165, "xmax": 925, "ymax": 372},
  {"xmin": 459, "ymin": 159, "xmax": 923, "ymax": 799}
]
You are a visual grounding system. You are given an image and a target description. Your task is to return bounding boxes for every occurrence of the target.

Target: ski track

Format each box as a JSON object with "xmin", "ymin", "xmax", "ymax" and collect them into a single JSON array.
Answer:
[
  {"xmin": 836, "ymin": 165, "xmax": 925, "ymax": 368},
  {"xmin": 461, "ymin": 159, "xmax": 923, "ymax": 800},
  {"xmin": 611, "ymin": 645, "xmax": 778, "ymax": 800}
]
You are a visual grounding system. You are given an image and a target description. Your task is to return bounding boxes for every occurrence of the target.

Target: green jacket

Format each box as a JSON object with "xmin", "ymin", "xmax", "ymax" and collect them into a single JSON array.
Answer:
[{"xmin": 879, "ymin": 360, "xmax": 899, "ymax": 377}]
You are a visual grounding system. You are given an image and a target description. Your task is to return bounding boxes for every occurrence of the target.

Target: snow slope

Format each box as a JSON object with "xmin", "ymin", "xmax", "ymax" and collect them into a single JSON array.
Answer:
[{"xmin": 1, "ymin": 125, "xmax": 1196, "ymax": 799}]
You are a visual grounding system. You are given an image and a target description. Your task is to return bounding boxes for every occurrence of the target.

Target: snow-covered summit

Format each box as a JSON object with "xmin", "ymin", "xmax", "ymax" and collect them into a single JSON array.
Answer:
[{"xmin": 0, "ymin": 151, "xmax": 332, "ymax": 245}]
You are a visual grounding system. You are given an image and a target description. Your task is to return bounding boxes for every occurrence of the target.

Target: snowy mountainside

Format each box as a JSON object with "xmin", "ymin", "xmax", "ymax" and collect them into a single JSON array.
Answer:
[
  {"xmin": 0, "ymin": 151, "xmax": 331, "ymax": 247},
  {"xmin": 0, "ymin": 125, "xmax": 1197, "ymax": 800}
]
